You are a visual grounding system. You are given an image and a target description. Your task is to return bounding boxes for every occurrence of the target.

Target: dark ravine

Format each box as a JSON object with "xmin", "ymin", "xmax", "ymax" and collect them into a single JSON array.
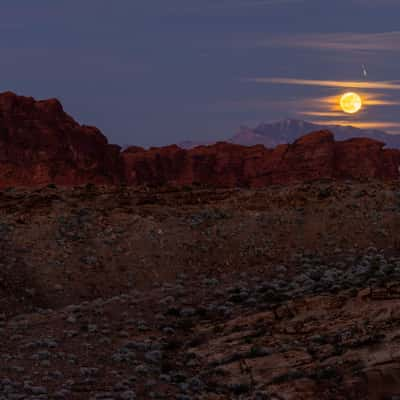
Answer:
[{"xmin": 1, "ymin": 91, "xmax": 400, "ymax": 189}]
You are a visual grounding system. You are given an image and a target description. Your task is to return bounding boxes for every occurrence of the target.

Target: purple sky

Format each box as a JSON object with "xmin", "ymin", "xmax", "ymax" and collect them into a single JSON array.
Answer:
[{"xmin": 2, "ymin": 1, "xmax": 400, "ymax": 146}]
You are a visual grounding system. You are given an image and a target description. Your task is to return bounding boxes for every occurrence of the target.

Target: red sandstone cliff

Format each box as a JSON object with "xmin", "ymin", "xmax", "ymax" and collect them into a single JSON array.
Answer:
[
  {"xmin": 122, "ymin": 131, "xmax": 400, "ymax": 187},
  {"xmin": 0, "ymin": 91, "xmax": 400, "ymax": 189},
  {"xmin": 0, "ymin": 91, "xmax": 122, "ymax": 188}
]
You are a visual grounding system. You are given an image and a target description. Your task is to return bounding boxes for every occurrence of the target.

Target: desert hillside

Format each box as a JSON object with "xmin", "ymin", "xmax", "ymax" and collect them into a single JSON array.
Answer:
[{"xmin": 1, "ymin": 182, "xmax": 400, "ymax": 399}]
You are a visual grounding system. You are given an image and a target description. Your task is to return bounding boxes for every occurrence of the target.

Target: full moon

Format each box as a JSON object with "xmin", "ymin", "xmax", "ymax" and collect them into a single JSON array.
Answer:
[{"xmin": 340, "ymin": 92, "xmax": 362, "ymax": 114}]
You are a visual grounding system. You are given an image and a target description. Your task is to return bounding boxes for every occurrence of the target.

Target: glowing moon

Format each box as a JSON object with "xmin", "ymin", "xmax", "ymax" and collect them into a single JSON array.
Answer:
[{"xmin": 340, "ymin": 92, "xmax": 362, "ymax": 114}]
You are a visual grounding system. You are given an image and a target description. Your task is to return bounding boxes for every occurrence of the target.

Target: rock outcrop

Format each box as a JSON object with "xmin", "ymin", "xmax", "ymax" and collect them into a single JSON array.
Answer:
[
  {"xmin": 0, "ymin": 91, "xmax": 123, "ymax": 188},
  {"xmin": 122, "ymin": 130, "xmax": 400, "ymax": 187},
  {"xmin": 1, "ymin": 91, "xmax": 400, "ymax": 189}
]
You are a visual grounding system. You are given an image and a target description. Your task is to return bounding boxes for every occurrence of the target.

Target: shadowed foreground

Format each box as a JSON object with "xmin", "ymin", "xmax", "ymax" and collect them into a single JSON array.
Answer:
[{"xmin": 1, "ymin": 182, "xmax": 400, "ymax": 399}]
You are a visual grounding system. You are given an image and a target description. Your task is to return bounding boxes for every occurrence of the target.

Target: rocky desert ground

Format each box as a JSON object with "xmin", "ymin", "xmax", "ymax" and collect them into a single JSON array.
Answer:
[{"xmin": 1, "ymin": 181, "xmax": 400, "ymax": 399}]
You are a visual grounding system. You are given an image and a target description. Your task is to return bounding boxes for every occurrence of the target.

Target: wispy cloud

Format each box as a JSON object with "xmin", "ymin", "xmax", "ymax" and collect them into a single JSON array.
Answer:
[
  {"xmin": 308, "ymin": 93, "xmax": 400, "ymax": 113},
  {"xmin": 300, "ymin": 111, "xmax": 346, "ymax": 117},
  {"xmin": 245, "ymin": 77, "xmax": 400, "ymax": 90},
  {"xmin": 309, "ymin": 120, "xmax": 400, "ymax": 130},
  {"xmin": 254, "ymin": 31, "xmax": 400, "ymax": 52},
  {"xmin": 207, "ymin": 92, "xmax": 400, "ymax": 115},
  {"xmin": 296, "ymin": 92, "xmax": 400, "ymax": 123}
]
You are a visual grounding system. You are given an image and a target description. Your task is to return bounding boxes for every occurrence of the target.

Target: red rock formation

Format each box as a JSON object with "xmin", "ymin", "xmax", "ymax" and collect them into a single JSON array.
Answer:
[
  {"xmin": 334, "ymin": 137, "xmax": 396, "ymax": 179},
  {"xmin": 0, "ymin": 91, "xmax": 122, "ymax": 188},
  {"xmin": 1, "ymin": 91, "xmax": 400, "ymax": 189},
  {"xmin": 122, "ymin": 131, "xmax": 400, "ymax": 187}
]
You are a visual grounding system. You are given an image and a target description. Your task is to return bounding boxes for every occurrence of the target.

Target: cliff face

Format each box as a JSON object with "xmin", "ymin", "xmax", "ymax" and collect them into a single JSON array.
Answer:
[
  {"xmin": 122, "ymin": 131, "xmax": 400, "ymax": 187},
  {"xmin": 0, "ymin": 92, "xmax": 123, "ymax": 188},
  {"xmin": 0, "ymin": 91, "xmax": 400, "ymax": 189}
]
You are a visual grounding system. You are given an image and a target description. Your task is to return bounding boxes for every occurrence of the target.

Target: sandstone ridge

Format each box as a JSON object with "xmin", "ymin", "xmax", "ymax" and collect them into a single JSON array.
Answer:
[
  {"xmin": 1, "ymin": 91, "xmax": 400, "ymax": 188},
  {"xmin": 0, "ymin": 91, "xmax": 123, "ymax": 188},
  {"xmin": 123, "ymin": 130, "xmax": 400, "ymax": 187}
]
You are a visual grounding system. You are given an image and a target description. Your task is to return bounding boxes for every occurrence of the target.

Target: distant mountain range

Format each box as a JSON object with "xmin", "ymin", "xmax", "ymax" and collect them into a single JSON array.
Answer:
[{"xmin": 179, "ymin": 120, "xmax": 400, "ymax": 149}]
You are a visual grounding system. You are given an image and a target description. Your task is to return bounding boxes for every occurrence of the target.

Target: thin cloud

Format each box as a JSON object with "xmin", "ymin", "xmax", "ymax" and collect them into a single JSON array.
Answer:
[
  {"xmin": 299, "ymin": 111, "xmax": 346, "ymax": 117},
  {"xmin": 309, "ymin": 120, "xmax": 400, "ymax": 130},
  {"xmin": 317, "ymin": 93, "xmax": 400, "ymax": 106},
  {"xmin": 245, "ymin": 77, "xmax": 400, "ymax": 90},
  {"xmin": 367, "ymin": 100, "xmax": 400, "ymax": 105},
  {"xmin": 207, "ymin": 93, "xmax": 400, "ymax": 115},
  {"xmin": 254, "ymin": 31, "xmax": 400, "ymax": 52}
]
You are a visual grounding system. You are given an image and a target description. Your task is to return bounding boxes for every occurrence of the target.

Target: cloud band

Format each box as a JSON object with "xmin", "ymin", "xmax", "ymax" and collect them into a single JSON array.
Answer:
[{"xmin": 245, "ymin": 77, "xmax": 400, "ymax": 90}]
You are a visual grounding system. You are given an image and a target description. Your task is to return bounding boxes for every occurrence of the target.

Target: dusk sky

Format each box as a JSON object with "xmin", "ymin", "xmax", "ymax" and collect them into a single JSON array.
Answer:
[{"xmin": 2, "ymin": 1, "xmax": 400, "ymax": 146}]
